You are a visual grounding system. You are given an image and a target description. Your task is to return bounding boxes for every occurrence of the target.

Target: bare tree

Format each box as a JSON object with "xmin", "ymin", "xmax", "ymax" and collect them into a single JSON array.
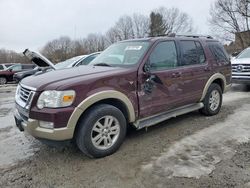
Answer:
[
  {"xmin": 106, "ymin": 14, "xmax": 149, "ymax": 44},
  {"xmin": 106, "ymin": 15, "xmax": 136, "ymax": 44},
  {"xmin": 152, "ymin": 7, "xmax": 193, "ymax": 35},
  {"xmin": 236, "ymin": 0, "xmax": 250, "ymax": 30},
  {"xmin": 83, "ymin": 33, "xmax": 107, "ymax": 53},
  {"xmin": 209, "ymin": 0, "xmax": 250, "ymax": 48},
  {"xmin": 41, "ymin": 36, "xmax": 75, "ymax": 63},
  {"xmin": 0, "ymin": 49, "xmax": 30, "ymax": 64},
  {"xmin": 132, "ymin": 14, "xmax": 150, "ymax": 38}
]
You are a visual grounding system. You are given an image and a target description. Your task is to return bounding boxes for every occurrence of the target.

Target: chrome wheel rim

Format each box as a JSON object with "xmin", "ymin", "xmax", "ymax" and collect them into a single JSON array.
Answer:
[
  {"xmin": 209, "ymin": 90, "xmax": 220, "ymax": 111},
  {"xmin": 0, "ymin": 77, "xmax": 6, "ymax": 85},
  {"xmin": 91, "ymin": 115, "xmax": 120, "ymax": 150}
]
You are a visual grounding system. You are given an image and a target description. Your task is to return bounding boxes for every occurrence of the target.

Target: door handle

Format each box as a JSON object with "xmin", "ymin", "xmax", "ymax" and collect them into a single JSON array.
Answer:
[
  {"xmin": 204, "ymin": 67, "xmax": 212, "ymax": 71},
  {"xmin": 172, "ymin": 72, "xmax": 181, "ymax": 78}
]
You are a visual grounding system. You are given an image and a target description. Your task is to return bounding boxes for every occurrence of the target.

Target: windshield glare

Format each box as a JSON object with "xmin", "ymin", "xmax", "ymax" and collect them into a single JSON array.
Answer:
[
  {"xmin": 237, "ymin": 48, "xmax": 250, "ymax": 59},
  {"xmin": 55, "ymin": 56, "xmax": 85, "ymax": 69},
  {"xmin": 89, "ymin": 41, "xmax": 149, "ymax": 67}
]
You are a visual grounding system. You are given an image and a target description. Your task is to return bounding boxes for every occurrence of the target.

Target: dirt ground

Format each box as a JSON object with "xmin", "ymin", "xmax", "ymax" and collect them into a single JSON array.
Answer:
[{"xmin": 0, "ymin": 84, "xmax": 250, "ymax": 188}]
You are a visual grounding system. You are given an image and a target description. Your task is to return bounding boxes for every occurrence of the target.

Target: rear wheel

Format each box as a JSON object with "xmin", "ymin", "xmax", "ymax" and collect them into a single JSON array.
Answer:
[
  {"xmin": 200, "ymin": 83, "xmax": 222, "ymax": 116},
  {"xmin": 76, "ymin": 104, "xmax": 127, "ymax": 158},
  {"xmin": 0, "ymin": 77, "xmax": 7, "ymax": 85}
]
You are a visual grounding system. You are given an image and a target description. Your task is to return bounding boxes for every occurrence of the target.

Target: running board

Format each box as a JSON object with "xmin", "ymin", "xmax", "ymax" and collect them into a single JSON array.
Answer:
[{"xmin": 134, "ymin": 103, "xmax": 204, "ymax": 129}]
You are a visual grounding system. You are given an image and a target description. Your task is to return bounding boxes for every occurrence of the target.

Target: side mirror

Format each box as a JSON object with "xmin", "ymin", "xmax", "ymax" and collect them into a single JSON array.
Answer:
[
  {"xmin": 9, "ymin": 68, "xmax": 13, "ymax": 72},
  {"xmin": 231, "ymin": 51, "xmax": 240, "ymax": 57}
]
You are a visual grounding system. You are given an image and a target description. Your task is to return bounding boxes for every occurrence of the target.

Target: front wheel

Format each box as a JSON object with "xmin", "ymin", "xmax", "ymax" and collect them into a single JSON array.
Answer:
[
  {"xmin": 76, "ymin": 104, "xmax": 127, "ymax": 158},
  {"xmin": 200, "ymin": 83, "xmax": 222, "ymax": 116}
]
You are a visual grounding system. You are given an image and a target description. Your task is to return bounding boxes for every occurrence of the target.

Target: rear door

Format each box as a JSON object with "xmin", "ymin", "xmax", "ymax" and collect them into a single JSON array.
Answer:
[{"xmin": 177, "ymin": 40, "xmax": 212, "ymax": 105}]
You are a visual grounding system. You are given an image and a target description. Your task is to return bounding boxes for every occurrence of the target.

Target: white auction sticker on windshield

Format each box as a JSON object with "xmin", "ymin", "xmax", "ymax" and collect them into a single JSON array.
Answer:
[{"xmin": 125, "ymin": 46, "xmax": 142, "ymax": 50}]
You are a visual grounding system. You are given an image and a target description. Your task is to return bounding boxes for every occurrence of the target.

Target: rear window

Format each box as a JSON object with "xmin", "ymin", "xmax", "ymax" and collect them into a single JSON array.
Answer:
[{"xmin": 207, "ymin": 41, "xmax": 229, "ymax": 62}]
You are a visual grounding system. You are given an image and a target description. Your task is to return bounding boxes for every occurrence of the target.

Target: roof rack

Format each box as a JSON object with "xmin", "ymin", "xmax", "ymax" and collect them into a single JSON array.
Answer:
[{"xmin": 168, "ymin": 33, "xmax": 213, "ymax": 39}]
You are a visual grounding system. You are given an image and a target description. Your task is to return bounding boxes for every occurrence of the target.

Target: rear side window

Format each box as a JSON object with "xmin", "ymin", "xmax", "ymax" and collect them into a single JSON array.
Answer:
[
  {"xmin": 0, "ymin": 65, "xmax": 3, "ymax": 70},
  {"xmin": 180, "ymin": 41, "xmax": 206, "ymax": 66},
  {"xmin": 149, "ymin": 41, "xmax": 178, "ymax": 71},
  {"xmin": 207, "ymin": 42, "xmax": 229, "ymax": 62}
]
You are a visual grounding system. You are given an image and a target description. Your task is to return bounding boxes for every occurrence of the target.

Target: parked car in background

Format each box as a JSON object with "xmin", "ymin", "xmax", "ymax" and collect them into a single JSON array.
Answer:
[
  {"xmin": 0, "ymin": 64, "xmax": 36, "ymax": 85},
  {"xmin": 231, "ymin": 47, "xmax": 250, "ymax": 85},
  {"xmin": 13, "ymin": 67, "xmax": 50, "ymax": 83},
  {"xmin": 15, "ymin": 35, "xmax": 231, "ymax": 158},
  {"xmin": 13, "ymin": 51, "xmax": 101, "ymax": 82},
  {"xmin": 54, "ymin": 52, "xmax": 101, "ymax": 69},
  {"xmin": 0, "ymin": 63, "xmax": 15, "ymax": 70}
]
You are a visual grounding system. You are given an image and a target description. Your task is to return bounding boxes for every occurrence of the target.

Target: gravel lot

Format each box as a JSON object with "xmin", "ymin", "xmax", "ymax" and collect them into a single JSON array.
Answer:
[{"xmin": 0, "ymin": 84, "xmax": 250, "ymax": 188}]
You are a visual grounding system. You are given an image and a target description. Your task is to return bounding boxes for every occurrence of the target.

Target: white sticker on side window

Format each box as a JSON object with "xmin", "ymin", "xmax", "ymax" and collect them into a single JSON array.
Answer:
[{"xmin": 125, "ymin": 46, "xmax": 142, "ymax": 51}]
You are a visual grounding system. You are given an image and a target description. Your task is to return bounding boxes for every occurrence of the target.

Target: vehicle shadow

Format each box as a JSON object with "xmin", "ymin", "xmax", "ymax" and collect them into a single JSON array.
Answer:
[{"xmin": 231, "ymin": 84, "xmax": 250, "ymax": 92}]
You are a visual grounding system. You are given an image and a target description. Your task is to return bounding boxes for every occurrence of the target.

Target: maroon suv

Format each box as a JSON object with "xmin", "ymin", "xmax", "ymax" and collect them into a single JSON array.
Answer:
[{"xmin": 14, "ymin": 35, "xmax": 231, "ymax": 158}]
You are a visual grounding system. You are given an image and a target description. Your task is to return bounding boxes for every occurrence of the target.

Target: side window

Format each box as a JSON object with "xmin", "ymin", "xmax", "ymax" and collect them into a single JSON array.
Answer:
[
  {"xmin": 0, "ymin": 65, "xmax": 3, "ymax": 70},
  {"xmin": 180, "ymin": 41, "xmax": 205, "ymax": 66},
  {"xmin": 22, "ymin": 65, "xmax": 29, "ymax": 69},
  {"xmin": 149, "ymin": 41, "xmax": 177, "ymax": 71},
  {"xmin": 195, "ymin": 42, "xmax": 206, "ymax": 64},
  {"xmin": 11, "ymin": 65, "xmax": 22, "ymax": 71},
  {"xmin": 77, "ymin": 55, "xmax": 98, "ymax": 66},
  {"xmin": 208, "ymin": 42, "xmax": 229, "ymax": 62}
]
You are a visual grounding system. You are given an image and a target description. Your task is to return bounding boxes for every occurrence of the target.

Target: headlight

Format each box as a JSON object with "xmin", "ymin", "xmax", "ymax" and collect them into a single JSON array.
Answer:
[{"xmin": 37, "ymin": 90, "xmax": 75, "ymax": 109}]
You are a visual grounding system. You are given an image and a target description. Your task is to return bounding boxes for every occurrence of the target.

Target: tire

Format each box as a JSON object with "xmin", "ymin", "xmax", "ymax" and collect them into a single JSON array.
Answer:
[
  {"xmin": 0, "ymin": 77, "xmax": 7, "ymax": 85},
  {"xmin": 76, "ymin": 104, "xmax": 127, "ymax": 158},
  {"xmin": 200, "ymin": 83, "xmax": 222, "ymax": 116}
]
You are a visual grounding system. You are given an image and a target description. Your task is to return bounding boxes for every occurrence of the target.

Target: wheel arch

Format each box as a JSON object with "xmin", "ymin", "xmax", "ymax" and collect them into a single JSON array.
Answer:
[
  {"xmin": 200, "ymin": 73, "xmax": 226, "ymax": 101},
  {"xmin": 67, "ymin": 90, "xmax": 136, "ymax": 130}
]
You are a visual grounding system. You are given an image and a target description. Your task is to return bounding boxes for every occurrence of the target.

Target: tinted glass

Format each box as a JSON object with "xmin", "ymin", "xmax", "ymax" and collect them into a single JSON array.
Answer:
[
  {"xmin": 149, "ymin": 41, "xmax": 177, "ymax": 70},
  {"xmin": 195, "ymin": 41, "xmax": 206, "ymax": 64},
  {"xmin": 208, "ymin": 42, "xmax": 229, "ymax": 62},
  {"xmin": 0, "ymin": 65, "xmax": 3, "ymax": 70},
  {"xmin": 180, "ymin": 41, "xmax": 199, "ymax": 66},
  {"xmin": 22, "ymin": 64, "xmax": 35, "ymax": 69}
]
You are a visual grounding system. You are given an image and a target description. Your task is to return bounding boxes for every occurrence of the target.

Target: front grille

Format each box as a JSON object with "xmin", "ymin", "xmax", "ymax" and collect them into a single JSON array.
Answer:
[
  {"xmin": 16, "ymin": 84, "xmax": 35, "ymax": 109},
  {"xmin": 19, "ymin": 86, "xmax": 32, "ymax": 103},
  {"xmin": 232, "ymin": 64, "xmax": 250, "ymax": 72}
]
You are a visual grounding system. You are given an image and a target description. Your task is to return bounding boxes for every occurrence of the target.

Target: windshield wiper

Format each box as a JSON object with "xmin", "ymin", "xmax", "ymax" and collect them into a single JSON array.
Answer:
[{"xmin": 93, "ymin": 63, "xmax": 112, "ymax": 67}]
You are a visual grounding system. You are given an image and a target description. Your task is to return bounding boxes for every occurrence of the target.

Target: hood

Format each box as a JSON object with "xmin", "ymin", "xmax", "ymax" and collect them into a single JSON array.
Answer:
[
  {"xmin": 21, "ymin": 65, "xmax": 129, "ymax": 91},
  {"xmin": 23, "ymin": 49, "xmax": 57, "ymax": 70},
  {"xmin": 232, "ymin": 57, "xmax": 250, "ymax": 65}
]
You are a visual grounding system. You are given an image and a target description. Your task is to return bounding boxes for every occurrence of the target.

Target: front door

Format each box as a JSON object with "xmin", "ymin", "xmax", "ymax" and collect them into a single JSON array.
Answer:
[{"xmin": 138, "ymin": 40, "xmax": 185, "ymax": 119}]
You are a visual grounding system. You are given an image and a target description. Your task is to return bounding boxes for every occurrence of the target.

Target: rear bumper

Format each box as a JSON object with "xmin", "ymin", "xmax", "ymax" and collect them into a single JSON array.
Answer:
[{"xmin": 14, "ymin": 109, "xmax": 74, "ymax": 141}]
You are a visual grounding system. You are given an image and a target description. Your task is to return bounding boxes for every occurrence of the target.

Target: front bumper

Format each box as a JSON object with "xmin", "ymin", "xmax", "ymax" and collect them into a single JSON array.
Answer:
[
  {"xmin": 232, "ymin": 77, "xmax": 250, "ymax": 84},
  {"xmin": 14, "ymin": 109, "xmax": 74, "ymax": 141}
]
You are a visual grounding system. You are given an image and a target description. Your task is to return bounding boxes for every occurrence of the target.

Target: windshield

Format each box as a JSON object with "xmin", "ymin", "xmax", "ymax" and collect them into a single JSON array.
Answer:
[
  {"xmin": 89, "ymin": 41, "xmax": 150, "ymax": 67},
  {"xmin": 237, "ymin": 48, "xmax": 250, "ymax": 59},
  {"xmin": 55, "ymin": 55, "xmax": 85, "ymax": 69}
]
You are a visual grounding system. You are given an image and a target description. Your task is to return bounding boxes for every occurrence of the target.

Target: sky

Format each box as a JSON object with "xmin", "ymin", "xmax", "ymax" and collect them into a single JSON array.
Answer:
[{"xmin": 0, "ymin": 0, "xmax": 216, "ymax": 52}]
